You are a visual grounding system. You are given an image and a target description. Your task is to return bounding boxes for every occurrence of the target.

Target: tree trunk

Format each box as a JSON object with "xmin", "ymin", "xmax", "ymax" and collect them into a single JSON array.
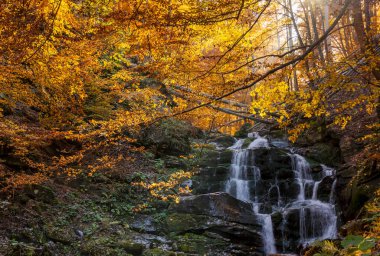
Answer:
[{"xmin": 310, "ymin": 0, "xmax": 326, "ymax": 66}]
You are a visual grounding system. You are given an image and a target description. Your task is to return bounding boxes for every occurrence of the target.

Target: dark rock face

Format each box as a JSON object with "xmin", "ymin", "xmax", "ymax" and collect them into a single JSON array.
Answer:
[
  {"xmin": 252, "ymin": 148, "xmax": 293, "ymax": 181},
  {"xmin": 208, "ymin": 135, "xmax": 236, "ymax": 148},
  {"xmin": 299, "ymin": 143, "xmax": 341, "ymax": 167},
  {"xmin": 130, "ymin": 215, "xmax": 159, "ymax": 234},
  {"xmin": 173, "ymin": 192, "xmax": 260, "ymax": 226},
  {"xmin": 165, "ymin": 213, "xmax": 262, "ymax": 245},
  {"xmin": 193, "ymin": 148, "xmax": 233, "ymax": 194},
  {"xmin": 168, "ymin": 197, "xmax": 264, "ymax": 255}
]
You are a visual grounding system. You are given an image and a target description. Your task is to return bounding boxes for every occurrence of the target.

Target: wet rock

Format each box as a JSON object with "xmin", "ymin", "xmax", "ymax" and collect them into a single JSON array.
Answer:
[
  {"xmin": 130, "ymin": 215, "xmax": 159, "ymax": 234},
  {"xmin": 132, "ymin": 233, "xmax": 170, "ymax": 251},
  {"xmin": 270, "ymin": 139, "xmax": 289, "ymax": 149},
  {"xmin": 191, "ymin": 180, "xmax": 227, "ymax": 194},
  {"xmin": 198, "ymin": 166, "xmax": 230, "ymax": 178},
  {"xmin": 316, "ymin": 176, "xmax": 335, "ymax": 202},
  {"xmin": 165, "ymin": 213, "xmax": 263, "ymax": 250},
  {"xmin": 198, "ymin": 150, "xmax": 232, "ymax": 168},
  {"xmin": 253, "ymin": 148, "xmax": 292, "ymax": 180},
  {"xmin": 173, "ymin": 192, "xmax": 259, "ymax": 225}
]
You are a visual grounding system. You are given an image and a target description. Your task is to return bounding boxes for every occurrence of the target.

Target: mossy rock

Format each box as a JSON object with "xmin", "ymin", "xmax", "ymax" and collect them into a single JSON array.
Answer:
[
  {"xmin": 165, "ymin": 213, "xmax": 207, "ymax": 233},
  {"xmin": 242, "ymin": 138, "xmax": 253, "ymax": 148},
  {"xmin": 7, "ymin": 243, "xmax": 38, "ymax": 256},
  {"xmin": 44, "ymin": 224, "xmax": 75, "ymax": 244},
  {"xmin": 171, "ymin": 233, "xmax": 227, "ymax": 254},
  {"xmin": 343, "ymin": 180, "xmax": 371, "ymax": 220},
  {"xmin": 80, "ymin": 237, "xmax": 111, "ymax": 255},
  {"xmin": 116, "ymin": 240, "xmax": 145, "ymax": 255},
  {"xmin": 18, "ymin": 184, "xmax": 57, "ymax": 205},
  {"xmin": 303, "ymin": 143, "xmax": 341, "ymax": 166},
  {"xmin": 11, "ymin": 228, "xmax": 46, "ymax": 244},
  {"xmin": 208, "ymin": 135, "xmax": 235, "ymax": 148},
  {"xmin": 142, "ymin": 248, "xmax": 177, "ymax": 256},
  {"xmin": 198, "ymin": 149, "xmax": 232, "ymax": 168},
  {"xmin": 81, "ymin": 237, "xmax": 140, "ymax": 256}
]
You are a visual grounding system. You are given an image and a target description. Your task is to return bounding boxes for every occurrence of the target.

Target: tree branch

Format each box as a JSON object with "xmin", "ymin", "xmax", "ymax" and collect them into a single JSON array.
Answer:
[{"xmin": 152, "ymin": 0, "xmax": 352, "ymax": 122}]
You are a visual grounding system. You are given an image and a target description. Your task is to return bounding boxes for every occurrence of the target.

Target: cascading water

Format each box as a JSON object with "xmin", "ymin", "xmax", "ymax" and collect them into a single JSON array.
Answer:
[
  {"xmin": 288, "ymin": 155, "xmax": 337, "ymax": 245},
  {"xmin": 223, "ymin": 133, "xmax": 338, "ymax": 254},
  {"xmin": 226, "ymin": 135, "xmax": 276, "ymax": 255}
]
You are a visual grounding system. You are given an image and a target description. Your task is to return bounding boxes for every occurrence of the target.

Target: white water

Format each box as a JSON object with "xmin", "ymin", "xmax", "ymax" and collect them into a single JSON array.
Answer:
[
  {"xmin": 225, "ymin": 136, "xmax": 277, "ymax": 255},
  {"xmin": 228, "ymin": 138, "xmax": 245, "ymax": 150},
  {"xmin": 329, "ymin": 179, "xmax": 337, "ymax": 203},
  {"xmin": 312, "ymin": 181, "xmax": 321, "ymax": 200},
  {"xmin": 290, "ymin": 154, "xmax": 313, "ymax": 201},
  {"xmin": 248, "ymin": 132, "xmax": 269, "ymax": 149},
  {"xmin": 260, "ymin": 213, "xmax": 277, "ymax": 254},
  {"xmin": 289, "ymin": 154, "xmax": 337, "ymax": 245},
  {"xmin": 224, "ymin": 135, "xmax": 338, "ymax": 254}
]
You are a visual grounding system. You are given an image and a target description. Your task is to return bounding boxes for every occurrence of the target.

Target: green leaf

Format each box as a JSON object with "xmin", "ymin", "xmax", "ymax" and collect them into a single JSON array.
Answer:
[
  {"xmin": 341, "ymin": 235, "xmax": 365, "ymax": 248},
  {"xmin": 358, "ymin": 238, "xmax": 376, "ymax": 251}
]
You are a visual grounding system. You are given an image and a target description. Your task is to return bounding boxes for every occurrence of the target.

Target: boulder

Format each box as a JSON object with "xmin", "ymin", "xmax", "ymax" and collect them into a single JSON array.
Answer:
[
  {"xmin": 173, "ymin": 192, "xmax": 260, "ymax": 226},
  {"xmin": 198, "ymin": 149, "xmax": 232, "ymax": 168},
  {"xmin": 130, "ymin": 215, "xmax": 159, "ymax": 234},
  {"xmin": 44, "ymin": 224, "xmax": 75, "ymax": 244}
]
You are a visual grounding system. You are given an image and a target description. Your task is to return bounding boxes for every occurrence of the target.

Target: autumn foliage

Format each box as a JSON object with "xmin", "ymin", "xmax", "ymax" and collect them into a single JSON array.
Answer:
[{"xmin": 0, "ymin": 0, "xmax": 379, "ymax": 193}]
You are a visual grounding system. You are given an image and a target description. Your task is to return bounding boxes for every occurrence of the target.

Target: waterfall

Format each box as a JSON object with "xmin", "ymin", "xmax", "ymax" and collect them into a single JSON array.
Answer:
[
  {"xmin": 290, "ymin": 154, "xmax": 313, "ymax": 201},
  {"xmin": 222, "ymin": 134, "xmax": 338, "ymax": 254},
  {"xmin": 261, "ymin": 214, "xmax": 277, "ymax": 254},
  {"xmin": 312, "ymin": 181, "xmax": 321, "ymax": 200},
  {"xmin": 329, "ymin": 179, "xmax": 337, "ymax": 204},
  {"xmin": 225, "ymin": 139, "xmax": 251, "ymax": 202},
  {"xmin": 288, "ymin": 154, "xmax": 337, "ymax": 246},
  {"xmin": 248, "ymin": 132, "xmax": 269, "ymax": 149},
  {"xmin": 225, "ymin": 136, "xmax": 277, "ymax": 255}
]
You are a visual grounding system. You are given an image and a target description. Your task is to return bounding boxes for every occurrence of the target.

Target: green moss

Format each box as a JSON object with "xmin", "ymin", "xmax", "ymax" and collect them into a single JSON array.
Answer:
[
  {"xmin": 116, "ymin": 240, "xmax": 145, "ymax": 255},
  {"xmin": 142, "ymin": 248, "xmax": 177, "ymax": 256},
  {"xmin": 44, "ymin": 224, "xmax": 74, "ymax": 244},
  {"xmin": 172, "ymin": 233, "xmax": 227, "ymax": 254},
  {"xmin": 165, "ymin": 213, "xmax": 201, "ymax": 233},
  {"xmin": 242, "ymin": 138, "xmax": 253, "ymax": 148}
]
